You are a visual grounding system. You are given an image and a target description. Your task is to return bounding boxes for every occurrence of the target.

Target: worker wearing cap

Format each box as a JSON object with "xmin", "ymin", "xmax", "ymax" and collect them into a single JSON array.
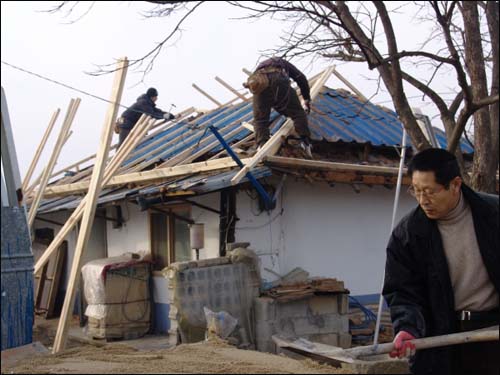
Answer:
[
  {"xmin": 383, "ymin": 148, "xmax": 499, "ymax": 375},
  {"xmin": 243, "ymin": 57, "xmax": 313, "ymax": 158},
  {"xmin": 117, "ymin": 87, "xmax": 175, "ymax": 148}
]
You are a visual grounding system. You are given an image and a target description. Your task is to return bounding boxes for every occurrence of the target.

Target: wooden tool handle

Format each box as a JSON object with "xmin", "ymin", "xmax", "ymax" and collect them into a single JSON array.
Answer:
[{"xmin": 348, "ymin": 326, "xmax": 499, "ymax": 358}]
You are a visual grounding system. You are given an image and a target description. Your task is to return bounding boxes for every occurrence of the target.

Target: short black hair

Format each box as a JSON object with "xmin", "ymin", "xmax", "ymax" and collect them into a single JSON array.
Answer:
[
  {"xmin": 146, "ymin": 87, "xmax": 158, "ymax": 98},
  {"xmin": 408, "ymin": 148, "xmax": 461, "ymax": 187}
]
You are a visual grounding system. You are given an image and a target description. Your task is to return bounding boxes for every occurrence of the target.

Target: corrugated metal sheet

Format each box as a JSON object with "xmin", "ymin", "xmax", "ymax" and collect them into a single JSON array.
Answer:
[
  {"xmin": 309, "ymin": 88, "xmax": 474, "ymax": 153},
  {"xmin": 37, "ymin": 85, "xmax": 473, "ymax": 214},
  {"xmin": 1, "ymin": 207, "xmax": 34, "ymax": 350},
  {"xmin": 123, "ymin": 87, "xmax": 473, "ymax": 165},
  {"xmin": 38, "ymin": 167, "xmax": 272, "ymax": 214}
]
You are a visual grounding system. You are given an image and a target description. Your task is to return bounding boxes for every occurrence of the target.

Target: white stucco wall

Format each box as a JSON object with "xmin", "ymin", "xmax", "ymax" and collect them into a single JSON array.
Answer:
[
  {"xmin": 190, "ymin": 194, "xmax": 220, "ymax": 260},
  {"xmin": 106, "ymin": 203, "xmax": 150, "ymax": 257},
  {"xmin": 100, "ymin": 178, "xmax": 417, "ymax": 296},
  {"xmin": 234, "ymin": 179, "xmax": 416, "ymax": 295},
  {"xmin": 34, "ymin": 210, "xmax": 107, "ymax": 289}
]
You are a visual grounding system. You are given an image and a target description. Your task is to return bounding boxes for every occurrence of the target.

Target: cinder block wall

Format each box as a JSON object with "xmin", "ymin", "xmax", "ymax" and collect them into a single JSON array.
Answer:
[{"xmin": 254, "ymin": 294, "xmax": 351, "ymax": 353}]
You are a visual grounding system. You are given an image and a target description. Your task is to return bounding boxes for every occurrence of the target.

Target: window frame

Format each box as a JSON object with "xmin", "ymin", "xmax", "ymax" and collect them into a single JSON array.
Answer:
[{"xmin": 148, "ymin": 203, "xmax": 191, "ymax": 270}]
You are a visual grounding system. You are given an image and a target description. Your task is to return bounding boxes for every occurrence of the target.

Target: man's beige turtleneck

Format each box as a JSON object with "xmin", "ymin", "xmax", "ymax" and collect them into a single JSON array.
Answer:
[{"xmin": 437, "ymin": 192, "xmax": 499, "ymax": 311}]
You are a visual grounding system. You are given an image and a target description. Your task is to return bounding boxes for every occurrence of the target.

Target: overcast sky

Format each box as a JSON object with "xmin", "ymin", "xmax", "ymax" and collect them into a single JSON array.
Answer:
[{"xmin": 2, "ymin": 1, "xmax": 459, "ymax": 182}]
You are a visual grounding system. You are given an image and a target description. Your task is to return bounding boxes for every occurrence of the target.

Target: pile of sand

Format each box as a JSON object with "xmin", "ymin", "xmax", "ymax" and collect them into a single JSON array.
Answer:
[{"xmin": 3, "ymin": 338, "xmax": 342, "ymax": 374}]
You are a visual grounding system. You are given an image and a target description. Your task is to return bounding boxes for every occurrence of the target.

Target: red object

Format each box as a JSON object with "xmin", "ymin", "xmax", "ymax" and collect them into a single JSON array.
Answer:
[{"xmin": 390, "ymin": 330, "xmax": 417, "ymax": 358}]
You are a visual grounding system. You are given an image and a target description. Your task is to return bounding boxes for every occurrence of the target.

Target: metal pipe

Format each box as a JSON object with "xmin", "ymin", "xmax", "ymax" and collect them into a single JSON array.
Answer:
[{"xmin": 373, "ymin": 128, "xmax": 408, "ymax": 346}]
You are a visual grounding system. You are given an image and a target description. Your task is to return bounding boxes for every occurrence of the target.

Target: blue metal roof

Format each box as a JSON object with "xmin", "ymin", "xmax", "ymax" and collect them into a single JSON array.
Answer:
[
  {"xmin": 38, "ymin": 167, "xmax": 272, "ymax": 214},
  {"xmin": 308, "ymin": 88, "xmax": 474, "ymax": 153},
  {"xmin": 37, "ymin": 84, "xmax": 473, "ymax": 213},
  {"xmin": 117, "ymin": 86, "xmax": 472, "ymax": 171}
]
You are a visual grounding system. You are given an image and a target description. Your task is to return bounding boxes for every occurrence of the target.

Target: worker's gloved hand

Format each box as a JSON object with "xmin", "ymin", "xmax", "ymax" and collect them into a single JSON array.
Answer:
[
  {"xmin": 302, "ymin": 99, "xmax": 311, "ymax": 114},
  {"xmin": 164, "ymin": 112, "xmax": 175, "ymax": 120},
  {"xmin": 390, "ymin": 331, "xmax": 416, "ymax": 358}
]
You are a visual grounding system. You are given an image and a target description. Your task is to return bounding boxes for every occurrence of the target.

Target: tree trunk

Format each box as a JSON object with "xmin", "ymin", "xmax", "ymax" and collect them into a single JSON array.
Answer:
[
  {"xmin": 329, "ymin": 1, "xmax": 431, "ymax": 152},
  {"xmin": 486, "ymin": 1, "xmax": 499, "ymax": 176},
  {"xmin": 462, "ymin": 1, "xmax": 496, "ymax": 192}
]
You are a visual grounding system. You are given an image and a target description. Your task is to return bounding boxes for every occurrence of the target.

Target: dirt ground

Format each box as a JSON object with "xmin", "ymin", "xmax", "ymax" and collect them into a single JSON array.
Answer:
[
  {"xmin": 2, "ymin": 338, "xmax": 348, "ymax": 374},
  {"xmin": 1, "ymin": 317, "xmax": 408, "ymax": 374}
]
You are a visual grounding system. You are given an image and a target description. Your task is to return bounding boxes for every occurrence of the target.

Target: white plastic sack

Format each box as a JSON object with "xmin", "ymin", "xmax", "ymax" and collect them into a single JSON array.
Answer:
[{"xmin": 203, "ymin": 307, "xmax": 238, "ymax": 339}]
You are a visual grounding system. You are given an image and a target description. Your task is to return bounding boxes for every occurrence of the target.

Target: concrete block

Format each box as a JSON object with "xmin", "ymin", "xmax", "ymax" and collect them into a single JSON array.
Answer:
[
  {"xmin": 276, "ymin": 299, "xmax": 310, "ymax": 318},
  {"xmin": 256, "ymin": 339, "xmax": 276, "ymax": 353},
  {"xmin": 338, "ymin": 333, "xmax": 352, "ymax": 349},
  {"xmin": 255, "ymin": 320, "xmax": 275, "ymax": 343},
  {"xmin": 322, "ymin": 313, "xmax": 349, "ymax": 333},
  {"xmin": 308, "ymin": 333, "xmax": 339, "ymax": 347},
  {"xmin": 254, "ymin": 297, "xmax": 276, "ymax": 321},
  {"xmin": 226, "ymin": 242, "xmax": 250, "ymax": 251},
  {"xmin": 278, "ymin": 316, "xmax": 322, "ymax": 336},
  {"xmin": 338, "ymin": 293, "xmax": 349, "ymax": 314},
  {"xmin": 196, "ymin": 257, "xmax": 231, "ymax": 268},
  {"xmin": 308, "ymin": 296, "xmax": 339, "ymax": 315}
]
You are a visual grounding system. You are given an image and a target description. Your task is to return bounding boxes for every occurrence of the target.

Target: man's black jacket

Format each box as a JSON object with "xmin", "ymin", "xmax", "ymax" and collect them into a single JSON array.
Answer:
[
  {"xmin": 120, "ymin": 94, "xmax": 165, "ymax": 130},
  {"xmin": 383, "ymin": 184, "xmax": 499, "ymax": 375}
]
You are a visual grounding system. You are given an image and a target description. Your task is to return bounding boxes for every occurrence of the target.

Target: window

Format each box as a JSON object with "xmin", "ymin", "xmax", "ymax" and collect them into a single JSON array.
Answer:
[{"xmin": 150, "ymin": 205, "xmax": 192, "ymax": 271}]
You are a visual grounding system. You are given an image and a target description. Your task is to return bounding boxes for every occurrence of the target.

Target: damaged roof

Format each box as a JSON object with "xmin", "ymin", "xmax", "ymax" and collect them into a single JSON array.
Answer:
[{"xmin": 35, "ymin": 85, "xmax": 473, "ymax": 214}]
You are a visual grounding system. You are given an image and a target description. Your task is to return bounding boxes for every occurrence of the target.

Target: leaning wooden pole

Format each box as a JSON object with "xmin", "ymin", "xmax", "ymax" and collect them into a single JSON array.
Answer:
[
  {"xmin": 22, "ymin": 109, "xmax": 60, "ymax": 192},
  {"xmin": 32, "ymin": 114, "xmax": 153, "ymax": 276},
  {"xmin": 52, "ymin": 57, "xmax": 129, "ymax": 354},
  {"xmin": 27, "ymin": 99, "xmax": 79, "ymax": 229},
  {"xmin": 231, "ymin": 66, "xmax": 335, "ymax": 185}
]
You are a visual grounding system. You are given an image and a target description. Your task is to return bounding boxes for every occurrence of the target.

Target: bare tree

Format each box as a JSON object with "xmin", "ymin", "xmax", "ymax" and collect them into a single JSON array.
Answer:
[{"xmin": 48, "ymin": 1, "xmax": 499, "ymax": 192}]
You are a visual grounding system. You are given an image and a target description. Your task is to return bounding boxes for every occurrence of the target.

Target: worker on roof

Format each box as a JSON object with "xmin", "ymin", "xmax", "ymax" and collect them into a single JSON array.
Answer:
[
  {"xmin": 116, "ymin": 87, "xmax": 175, "ymax": 148},
  {"xmin": 243, "ymin": 56, "xmax": 313, "ymax": 158},
  {"xmin": 383, "ymin": 148, "xmax": 499, "ymax": 375}
]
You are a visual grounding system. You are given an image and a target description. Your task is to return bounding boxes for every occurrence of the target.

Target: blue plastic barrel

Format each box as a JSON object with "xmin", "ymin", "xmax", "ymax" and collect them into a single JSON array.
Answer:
[{"xmin": 1, "ymin": 206, "xmax": 34, "ymax": 350}]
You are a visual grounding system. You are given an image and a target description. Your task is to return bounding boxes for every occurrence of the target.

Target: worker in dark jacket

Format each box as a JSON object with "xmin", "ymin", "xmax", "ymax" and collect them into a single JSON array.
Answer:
[
  {"xmin": 243, "ymin": 57, "xmax": 313, "ymax": 158},
  {"xmin": 117, "ymin": 87, "xmax": 174, "ymax": 148},
  {"xmin": 383, "ymin": 148, "xmax": 499, "ymax": 375}
]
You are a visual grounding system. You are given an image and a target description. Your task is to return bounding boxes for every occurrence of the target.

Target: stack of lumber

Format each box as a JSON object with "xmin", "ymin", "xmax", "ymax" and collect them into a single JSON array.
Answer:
[
  {"xmin": 348, "ymin": 300, "xmax": 394, "ymax": 345},
  {"xmin": 263, "ymin": 278, "xmax": 348, "ymax": 303}
]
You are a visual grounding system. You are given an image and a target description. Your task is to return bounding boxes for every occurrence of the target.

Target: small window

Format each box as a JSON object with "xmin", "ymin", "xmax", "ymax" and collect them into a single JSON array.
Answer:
[{"xmin": 150, "ymin": 205, "xmax": 192, "ymax": 271}]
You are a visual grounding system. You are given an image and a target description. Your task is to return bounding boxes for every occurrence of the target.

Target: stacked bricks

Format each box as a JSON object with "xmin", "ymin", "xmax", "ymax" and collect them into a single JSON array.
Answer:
[
  {"xmin": 165, "ymin": 256, "xmax": 257, "ymax": 345},
  {"xmin": 254, "ymin": 293, "xmax": 351, "ymax": 353}
]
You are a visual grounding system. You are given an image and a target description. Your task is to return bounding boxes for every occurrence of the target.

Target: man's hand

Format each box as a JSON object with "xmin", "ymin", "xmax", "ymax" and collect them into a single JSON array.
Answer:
[
  {"xmin": 302, "ymin": 99, "xmax": 311, "ymax": 114},
  {"xmin": 390, "ymin": 331, "xmax": 416, "ymax": 358},
  {"xmin": 164, "ymin": 112, "xmax": 175, "ymax": 120}
]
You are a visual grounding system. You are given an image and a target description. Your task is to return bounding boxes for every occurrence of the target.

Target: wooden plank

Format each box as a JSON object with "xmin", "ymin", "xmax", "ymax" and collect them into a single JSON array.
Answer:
[
  {"xmin": 32, "ymin": 115, "xmax": 155, "ymax": 275},
  {"xmin": 265, "ymin": 156, "xmax": 406, "ymax": 175},
  {"xmin": 127, "ymin": 102, "xmax": 253, "ymax": 173},
  {"xmin": 241, "ymin": 122, "xmax": 254, "ymax": 132},
  {"xmin": 231, "ymin": 66, "xmax": 336, "ymax": 185},
  {"xmin": 45, "ymin": 241, "xmax": 67, "ymax": 319},
  {"xmin": 44, "ymin": 156, "xmax": 251, "ymax": 196},
  {"xmin": 332, "ymin": 66, "xmax": 368, "ymax": 102},
  {"xmin": 115, "ymin": 105, "xmax": 238, "ymax": 174},
  {"xmin": 52, "ymin": 115, "xmax": 156, "ymax": 186},
  {"xmin": 208, "ymin": 133, "xmax": 254, "ymax": 160},
  {"xmin": 28, "ymin": 99, "xmax": 80, "ymax": 228},
  {"xmin": 174, "ymin": 119, "xmax": 252, "ymax": 166},
  {"xmin": 22, "ymin": 109, "xmax": 60, "ymax": 192},
  {"xmin": 215, "ymin": 76, "xmax": 248, "ymax": 101},
  {"xmin": 192, "ymin": 83, "xmax": 222, "ymax": 106},
  {"xmin": 34, "ymin": 263, "xmax": 48, "ymax": 312},
  {"xmin": 52, "ymin": 57, "xmax": 129, "ymax": 354}
]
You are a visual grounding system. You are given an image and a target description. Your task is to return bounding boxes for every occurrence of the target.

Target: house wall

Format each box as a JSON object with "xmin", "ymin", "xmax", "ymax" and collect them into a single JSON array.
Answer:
[
  {"xmin": 234, "ymin": 178, "xmax": 416, "ymax": 296},
  {"xmin": 190, "ymin": 193, "xmax": 221, "ymax": 260},
  {"xmin": 106, "ymin": 203, "xmax": 150, "ymax": 257},
  {"xmin": 34, "ymin": 210, "xmax": 107, "ymax": 289}
]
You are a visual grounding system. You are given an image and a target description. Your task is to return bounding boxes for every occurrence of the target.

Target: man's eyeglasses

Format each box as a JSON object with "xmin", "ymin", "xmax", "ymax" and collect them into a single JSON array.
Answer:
[{"xmin": 407, "ymin": 185, "xmax": 445, "ymax": 198}]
